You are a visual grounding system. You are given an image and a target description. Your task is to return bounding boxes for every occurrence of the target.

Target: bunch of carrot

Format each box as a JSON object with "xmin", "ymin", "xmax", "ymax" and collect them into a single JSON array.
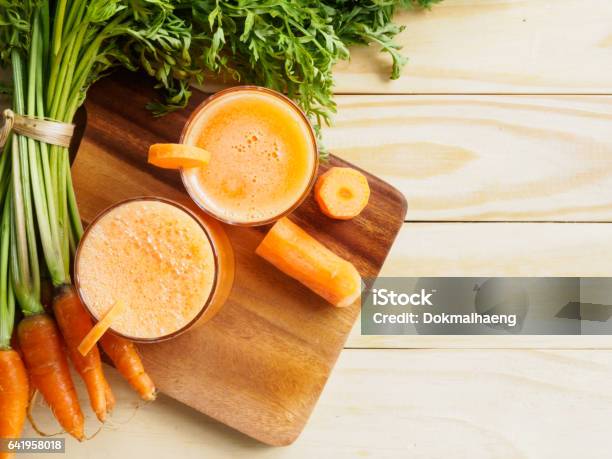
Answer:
[{"xmin": 0, "ymin": 1, "xmax": 156, "ymax": 450}]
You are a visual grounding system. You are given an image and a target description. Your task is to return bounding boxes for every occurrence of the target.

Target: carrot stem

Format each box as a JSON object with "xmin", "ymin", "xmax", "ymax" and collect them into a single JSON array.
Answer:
[
  {"xmin": 9, "ymin": 49, "xmax": 43, "ymax": 316},
  {"xmin": 0, "ymin": 192, "xmax": 13, "ymax": 350}
]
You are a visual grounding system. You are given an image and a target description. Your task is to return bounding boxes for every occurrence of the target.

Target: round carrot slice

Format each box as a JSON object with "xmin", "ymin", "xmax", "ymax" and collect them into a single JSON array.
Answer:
[
  {"xmin": 314, "ymin": 167, "xmax": 370, "ymax": 220},
  {"xmin": 148, "ymin": 143, "xmax": 211, "ymax": 169}
]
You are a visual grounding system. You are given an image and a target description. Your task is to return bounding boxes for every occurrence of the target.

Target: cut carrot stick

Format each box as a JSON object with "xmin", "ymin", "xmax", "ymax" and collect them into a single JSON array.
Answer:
[
  {"xmin": 17, "ymin": 314, "xmax": 84, "ymax": 441},
  {"xmin": 78, "ymin": 299, "xmax": 125, "ymax": 357},
  {"xmin": 53, "ymin": 285, "xmax": 114, "ymax": 422},
  {"xmin": 314, "ymin": 167, "xmax": 370, "ymax": 220},
  {"xmin": 100, "ymin": 333, "xmax": 156, "ymax": 402},
  {"xmin": 0, "ymin": 349, "xmax": 29, "ymax": 459},
  {"xmin": 148, "ymin": 143, "xmax": 211, "ymax": 169},
  {"xmin": 256, "ymin": 218, "xmax": 362, "ymax": 307}
]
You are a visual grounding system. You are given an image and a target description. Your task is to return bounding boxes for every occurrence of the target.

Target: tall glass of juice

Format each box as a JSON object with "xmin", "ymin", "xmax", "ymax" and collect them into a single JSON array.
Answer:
[
  {"xmin": 74, "ymin": 197, "xmax": 234, "ymax": 343},
  {"xmin": 180, "ymin": 86, "xmax": 318, "ymax": 226}
]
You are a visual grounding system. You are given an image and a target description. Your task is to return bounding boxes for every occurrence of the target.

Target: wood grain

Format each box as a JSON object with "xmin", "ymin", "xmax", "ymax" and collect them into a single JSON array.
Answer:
[
  {"xmin": 332, "ymin": 0, "xmax": 612, "ymax": 94},
  {"xmin": 72, "ymin": 72, "xmax": 406, "ymax": 445},
  {"xmin": 24, "ymin": 349, "xmax": 612, "ymax": 459},
  {"xmin": 325, "ymin": 95, "xmax": 612, "ymax": 222},
  {"xmin": 378, "ymin": 222, "xmax": 612, "ymax": 277}
]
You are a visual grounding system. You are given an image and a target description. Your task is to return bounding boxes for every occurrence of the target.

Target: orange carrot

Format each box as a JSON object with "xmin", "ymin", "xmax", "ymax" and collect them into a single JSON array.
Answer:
[
  {"xmin": 0, "ymin": 349, "xmax": 29, "ymax": 459},
  {"xmin": 256, "ymin": 218, "xmax": 362, "ymax": 307},
  {"xmin": 53, "ymin": 285, "xmax": 114, "ymax": 422},
  {"xmin": 18, "ymin": 314, "xmax": 84, "ymax": 441},
  {"xmin": 314, "ymin": 167, "xmax": 370, "ymax": 220},
  {"xmin": 148, "ymin": 143, "xmax": 211, "ymax": 169},
  {"xmin": 100, "ymin": 333, "xmax": 156, "ymax": 401}
]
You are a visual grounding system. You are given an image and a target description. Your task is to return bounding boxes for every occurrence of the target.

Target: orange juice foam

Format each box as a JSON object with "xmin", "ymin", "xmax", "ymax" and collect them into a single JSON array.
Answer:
[
  {"xmin": 76, "ymin": 200, "xmax": 215, "ymax": 340},
  {"xmin": 182, "ymin": 88, "xmax": 317, "ymax": 225}
]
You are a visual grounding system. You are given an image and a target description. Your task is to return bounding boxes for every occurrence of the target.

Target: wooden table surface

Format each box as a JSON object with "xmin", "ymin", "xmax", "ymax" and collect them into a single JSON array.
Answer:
[{"xmin": 19, "ymin": 1, "xmax": 612, "ymax": 457}]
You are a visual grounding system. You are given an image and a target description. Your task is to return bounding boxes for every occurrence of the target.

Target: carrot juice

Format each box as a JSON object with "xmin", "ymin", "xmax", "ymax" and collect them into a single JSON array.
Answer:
[
  {"xmin": 75, "ymin": 197, "xmax": 234, "ymax": 342},
  {"xmin": 181, "ymin": 86, "xmax": 318, "ymax": 226}
]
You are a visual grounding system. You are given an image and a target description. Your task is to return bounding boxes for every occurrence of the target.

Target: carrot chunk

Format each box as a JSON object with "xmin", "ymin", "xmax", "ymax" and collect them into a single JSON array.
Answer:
[
  {"xmin": 148, "ymin": 143, "xmax": 211, "ymax": 169},
  {"xmin": 315, "ymin": 167, "xmax": 370, "ymax": 220},
  {"xmin": 256, "ymin": 218, "xmax": 361, "ymax": 307}
]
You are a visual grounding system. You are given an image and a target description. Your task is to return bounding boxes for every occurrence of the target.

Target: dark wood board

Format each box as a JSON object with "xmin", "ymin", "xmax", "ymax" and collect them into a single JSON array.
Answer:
[{"xmin": 71, "ymin": 72, "xmax": 407, "ymax": 446}]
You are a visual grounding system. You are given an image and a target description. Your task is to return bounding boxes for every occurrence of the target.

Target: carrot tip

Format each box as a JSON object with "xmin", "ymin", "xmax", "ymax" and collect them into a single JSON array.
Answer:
[{"xmin": 143, "ymin": 390, "xmax": 157, "ymax": 402}]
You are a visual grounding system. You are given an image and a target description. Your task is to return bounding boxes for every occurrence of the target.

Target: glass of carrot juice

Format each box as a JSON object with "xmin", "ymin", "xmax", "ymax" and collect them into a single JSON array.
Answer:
[
  {"xmin": 74, "ymin": 197, "xmax": 234, "ymax": 343},
  {"xmin": 180, "ymin": 86, "xmax": 318, "ymax": 226}
]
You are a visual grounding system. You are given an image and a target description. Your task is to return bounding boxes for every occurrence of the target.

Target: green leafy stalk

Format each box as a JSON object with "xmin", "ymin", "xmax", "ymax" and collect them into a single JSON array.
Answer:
[
  {"xmin": 0, "ymin": 149, "xmax": 14, "ymax": 350},
  {"xmin": 9, "ymin": 48, "xmax": 44, "ymax": 315}
]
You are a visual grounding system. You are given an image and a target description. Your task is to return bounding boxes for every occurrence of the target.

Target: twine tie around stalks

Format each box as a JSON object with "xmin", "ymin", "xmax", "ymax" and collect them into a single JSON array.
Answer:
[{"xmin": 0, "ymin": 108, "xmax": 75, "ymax": 148}]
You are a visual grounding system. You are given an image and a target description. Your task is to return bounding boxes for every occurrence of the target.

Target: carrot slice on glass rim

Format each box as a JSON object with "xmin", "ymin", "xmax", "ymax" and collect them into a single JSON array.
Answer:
[{"xmin": 148, "ymin": 143, "xmax": 211, "ymax": 169}]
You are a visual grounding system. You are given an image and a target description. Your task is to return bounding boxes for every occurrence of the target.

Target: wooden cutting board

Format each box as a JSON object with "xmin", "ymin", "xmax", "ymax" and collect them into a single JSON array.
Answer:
[{"xmin": 71, "ymin": 72, "xmax": 407, "ymax": 446}]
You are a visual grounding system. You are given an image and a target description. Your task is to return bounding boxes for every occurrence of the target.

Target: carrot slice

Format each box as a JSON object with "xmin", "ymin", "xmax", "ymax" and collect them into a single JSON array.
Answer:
[
  {"xmin": 78, "ymin": 300, "xmax": 126, "ymax": 357},
  {"xmin": 148, "ymin": 143, "xmax": 211, "ymax": 169},
  {"xmin": 315, "ymin": 167, "xmax": 370, "ymax": 220},
  {"xmin": 256, "ymin": 218, "xmax": 361, "ymax": 307}
]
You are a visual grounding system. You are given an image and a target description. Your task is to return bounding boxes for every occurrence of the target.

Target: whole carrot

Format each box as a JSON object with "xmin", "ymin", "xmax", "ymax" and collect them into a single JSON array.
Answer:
[
  {"xmin": 0, "ymin": 350, "xmax": 29, "ymax": 459},
  {"xmin": 18, "ymin": 314, "xmax": 84, "ymax": 441},
  {"xmin": 53, "ymin": 284, "xmax": 114, "ymax": 421},
  {"xmin": 100, "ymin": 333, "xmax": 156, "ymax": 401}
]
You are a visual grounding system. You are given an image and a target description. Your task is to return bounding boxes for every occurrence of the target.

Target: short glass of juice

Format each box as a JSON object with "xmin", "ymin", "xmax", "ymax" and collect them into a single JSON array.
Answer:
[
  {"xmin": 74, "ymin": 197, "xmax": 234, "ymax": 343},
  {"xmin": 180, "ymin": 86, "xmax": 318, "ymax": 226}
]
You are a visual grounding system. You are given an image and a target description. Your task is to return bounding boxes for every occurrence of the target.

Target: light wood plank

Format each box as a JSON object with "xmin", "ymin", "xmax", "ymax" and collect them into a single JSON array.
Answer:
[
  {"xmin": 379, "ymin": 222, "xmax": 612, "ymax": 277},
  {"xmin": 333, "ymin": 0, "xmax": 612, "ymax": 94},
  {"xmin": 324, "ymin": 94, "xmax": 612, "ymax": 222},
  {"xmin": 348, "ymin": 222, "xmax": 612, "ymax": 348},
  {"xmin": 26, "ymin": 349, "xmax": 612, "ymax": 458}
]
